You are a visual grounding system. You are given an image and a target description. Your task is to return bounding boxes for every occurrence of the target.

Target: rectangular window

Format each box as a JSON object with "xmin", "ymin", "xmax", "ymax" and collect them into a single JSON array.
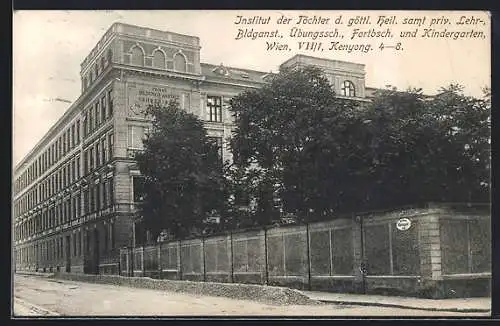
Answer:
[
  {"xmin": 83, "ymin": 113, "xmax": 88, "ymax": 138},
  {"xmin": 71, "ymin": 124, "xmax": 75, "ymax": 148},
  {"xmin": 207, "ymin": 96, "xmax": 223, "ymax": 122},
  {"xmin": 77, "ymin": 194, "xmax": 81, "ymax": 217},
  {"xmin": 76, "ymin": 120, "xmax": 80, "ymax": 144},
  {"xmin": 89, "ymin": 186, "xmax": 95, "ymax": 213},
  {"xmin": 95, "ymin": 102, "xmax": 100, "ymax": 129},
  {"xmin": 59, "ymin": 170, "xmax": 63, "ymax": 191},
  {"xmin": 83, "ymin": 151, "xmax": 88, "ymax": 175},
  {"xmin": 63, "ymin": 132, "xmax": 67, "ymax": 154},
  {"xmin": 73, "ymin": 234, "xmax": 77, "ymax": 256},
  {"xmin": 128, "ymin": 126, "xmax": 146, "ymax": 149},
  {"xmin": 101, "ymin": 97, "xmax": 106, "ymax": 122},
  {"xmin": 54, "ymin": 174, "xmax": 59, "ymax": 193},
  {"xmin": 76, "ymin": 155, "xmax": 80, "ymax": 179},
  {"xmin": 108, "ymin": 90, "xmax": 113, "ymax": 117},
  {"xmin": 104, "ymin": 224, "xmax": 109, "ymax": 252},
  {"xmin": 58, "ymin": 138, "xmax": 62, "ymax": 160},
  {"xmin": 102, "ymin": 182, "xmax": 108, "ymax": 208},
  {"xmin": 86, "ymin": 231, "xmax": 91, "ymax": 254},
  {"xmin": 89, "ymin": 147, "xmax": 94, "ymax": 171},
  {"xmin": 111, "ymin": 222, "xmax": 115, "ymax": 250},
  {"xmin": 101, "ymin": 138, "xmax": 107, "ymax": 163},
  {"xmin": 77, "ymin": 231, "xmax": 82, "ymax": 256},
  {"xmin": 95, "ymin": 143, "xmax": 100, "ymax": 167},
  {"xmin": 71, "ymin": 160, "xmax": 75, "ymax": 182},
  {"xmin": 83, "ymin": 189, "xmax": 89, "ymax": 215},
  {"xmin": 62, "ymin": 165, "xmax": 66, "ymax": 188},
  {"xmin": 96, "ymin": 183, "xmax": 101, "ymax": 211},
  {"xmin": 89, "ymin": 109, "xmax": 93, "ymax": 133},
  {"xmin": 108, "ymin": 133, "xmax": 114, "ymax": 160},
  {"xmin": 109, "ymin": 177, "xmax": 114, "ymax": 207}
]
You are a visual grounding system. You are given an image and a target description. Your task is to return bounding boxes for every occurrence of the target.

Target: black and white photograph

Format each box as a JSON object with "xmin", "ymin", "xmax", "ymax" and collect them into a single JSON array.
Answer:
[{"xmin": 12, "ymin": 10, "xmax": 491, "ymax": 317}]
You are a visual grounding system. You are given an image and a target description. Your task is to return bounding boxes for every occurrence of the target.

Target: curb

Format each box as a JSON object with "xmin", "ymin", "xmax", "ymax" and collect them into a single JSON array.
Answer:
[
  {"xmin": 14, "ymin": 298, "xmax": 60, "ymax": 317},
  {"xmin": 15, "ymin": 271, "xmax": 55, "ymax": 278},
  {"xmin": 315, "ymin": 299, "xmax": 491, "ymax": 313}
]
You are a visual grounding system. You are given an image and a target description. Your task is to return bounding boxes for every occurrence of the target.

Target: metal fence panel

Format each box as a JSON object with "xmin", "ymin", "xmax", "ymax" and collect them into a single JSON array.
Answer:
[
  {"xmin": 440, "ymin": 219, "xmax": 469, "ymax": 274},
  {"xmin": 332, "ymin": 227, "xmax": 354, "ymax": 275},
  {"xmin": 204, "ymin": 242, "xmax": 217, "ymax": 272},
  {"xmin": 364, "ymin": 223, "xmax": 391, "ymax": 275},
  {"xmin": 441, "ymin": 217, "xmax": 491, "ymax": 275},
  {"xmin": 284, "ymin": 232, "xmax": 307, "ymax": 276},
  {"xmin": 470, "ymin": 218, "xmax": 491, "ymax": 273},
  {"xmin": 203, "ymin": 237, "xmax": 230, "ymax": 273},
  {"xmin": 181, "ymin": 242, "xmax": 202, "ymax": 274},
  {"xmin": 247, "ymin": 237, "xmax": 264, "ymax": 272},
  {"xmin": 144, "ymin": 245, "xmax": 158, "ymax": 273},
  {"xmin": 232, "ymin": 239, "xmax": 247, "ymax": 273},
  {"xmin": 160, "ymin": 243, "xmax": 178, "ymax": 271},
  {"xmin": 119, "ymin": 249, "xmax": 129, "ymax": 275},
  {"xmin": 391, "ymin": 220, "xmax": 420, "ymax": 275},
  {"xmin": 216, "ymin": 239, "xmax": 229, "ymax": 272},
  {"xmin": 309, "ymin": 230, "xmax": 330, "ymax": 276},
  {"xmin": 233, "ymin": 235, "xmax": 265, "ymax": 273},
  {"xmin": 133, "ymin": 247, "xmax": 143, "ymax": 273},
  {"xmin": 267, "ymin": 235, "xmax": 285, "ymax": 276}
]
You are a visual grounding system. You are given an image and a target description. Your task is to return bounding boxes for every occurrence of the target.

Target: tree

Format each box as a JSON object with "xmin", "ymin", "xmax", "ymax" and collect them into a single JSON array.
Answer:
[
  {"xmin": 228, "ymin": 65, "xmax": 490, "ymax": 224},
  {"xmin": 135, "ymin": 102, "xmax": 225, "ymax": 240},
  {"xmin": 228, "ymin": 66, "xmax": 360, "ymax": 224},
  {"xmin": 341, "ymin": 84, "xmax": 490, "ymax": 209}
]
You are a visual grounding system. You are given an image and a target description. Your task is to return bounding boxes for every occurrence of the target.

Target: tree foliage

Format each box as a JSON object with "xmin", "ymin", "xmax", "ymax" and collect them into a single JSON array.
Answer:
[
  {"xmin": 135, "ymin": 102, "xmax": 225, "ymax": 240},
  {"xmin": 228, "ymin": 67, "xmax": 490, "ymax": 225}
]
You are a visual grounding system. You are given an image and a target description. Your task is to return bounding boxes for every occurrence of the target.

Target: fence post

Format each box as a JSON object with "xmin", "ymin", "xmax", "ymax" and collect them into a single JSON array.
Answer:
[
  {"xmin": 264, "ymin": 227, "xmax": 269, "ymax": 285},
  {"xmin": 141, "ymin": 246, "xmax": 145, "ymax": 277},
  {"xmin": 306, "ymin": 222, "xmax": 312, "ymax": 291},
  {"xmin": 178, "ymin": 240, "xmax": 183, "ymax": 281},
  {"xmin": 202, "ymin": 236, "xmax": 206, "ymax": 282},
  {"xmin": 129, "ymin": 246, "xmax": 134, "ymax": 277},
  {"xmin": 230, "ymin": 231, "xmax": 234, "ymax": 283},
  {"xmin": 117, "ymin": 249, "xmax": 121, "ymax": 276},
  {"xmin": 158, "ymin": 242, "xmax": 162, "ymax": 279}
]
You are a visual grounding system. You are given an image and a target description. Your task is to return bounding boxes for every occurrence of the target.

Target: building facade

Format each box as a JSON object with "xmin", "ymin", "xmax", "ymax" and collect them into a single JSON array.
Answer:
[{"xmin": 13, "ymin": 23, "xmax": 373, "ymax": 274}]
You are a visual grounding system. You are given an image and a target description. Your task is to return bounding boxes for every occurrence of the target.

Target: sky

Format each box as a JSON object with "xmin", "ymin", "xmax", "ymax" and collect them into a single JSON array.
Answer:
[{"xmin": 12, "ymin": 10, "xmax": 491, "ymax": 167}]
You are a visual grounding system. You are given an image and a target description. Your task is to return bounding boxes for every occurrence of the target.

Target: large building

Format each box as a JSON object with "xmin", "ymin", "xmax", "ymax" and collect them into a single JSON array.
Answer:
[{"xmin": 13, "ymin": 23, "xmax": 375, "ymax": 274}]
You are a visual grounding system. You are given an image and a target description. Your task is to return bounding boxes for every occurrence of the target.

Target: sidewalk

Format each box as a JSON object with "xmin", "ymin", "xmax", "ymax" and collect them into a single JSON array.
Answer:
[
  {"xmin": 301, "ymin": 291, "xmax": 491, "ymax": 313},
  {"xmin": 15, "ymin": 271, "xmax": 55, "ymax": 278}
]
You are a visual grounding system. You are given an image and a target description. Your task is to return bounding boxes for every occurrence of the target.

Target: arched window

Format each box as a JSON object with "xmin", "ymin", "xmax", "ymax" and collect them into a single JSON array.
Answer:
[
  {"xmin": 130, "ymin": 46, "xmax": 144, "ymax": 66},
  {"xmin": 153, "ymin": 50, "xmax": 166, "ymax": 69},
  {"xmin": 174, "ymin": 53, "xmax": 187, "ymax": 72},
  {"xmin": 341, "ymin": 80, "xmax": 356, "ymax": 97},
  {"xmin": 94, "ymin": 64, "xmax": 99, "ymax": 78}
]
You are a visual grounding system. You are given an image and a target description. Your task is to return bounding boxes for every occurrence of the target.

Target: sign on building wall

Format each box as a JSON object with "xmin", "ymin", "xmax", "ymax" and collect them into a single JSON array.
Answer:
[{"xmin": 127, "ymin": 83, "xmax": 189, "ymax": 117}]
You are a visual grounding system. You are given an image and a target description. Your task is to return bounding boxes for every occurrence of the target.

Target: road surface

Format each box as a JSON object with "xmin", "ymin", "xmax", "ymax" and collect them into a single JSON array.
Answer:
[{"xmin": 13, "ymin": 275, "xmax": 489, "ymax": 317}]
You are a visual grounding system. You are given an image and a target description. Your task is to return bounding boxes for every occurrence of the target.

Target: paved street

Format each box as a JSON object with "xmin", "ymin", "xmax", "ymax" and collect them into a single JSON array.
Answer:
[{"xmin": 13, "ymin": 275, "xmax": 489, "ymax": 317}]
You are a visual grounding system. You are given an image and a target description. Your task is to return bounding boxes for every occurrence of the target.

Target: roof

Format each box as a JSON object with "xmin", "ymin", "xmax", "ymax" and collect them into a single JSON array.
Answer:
[{"xmin": 200, "ymin": 63, "xmax": 269, "ymax": 84}]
